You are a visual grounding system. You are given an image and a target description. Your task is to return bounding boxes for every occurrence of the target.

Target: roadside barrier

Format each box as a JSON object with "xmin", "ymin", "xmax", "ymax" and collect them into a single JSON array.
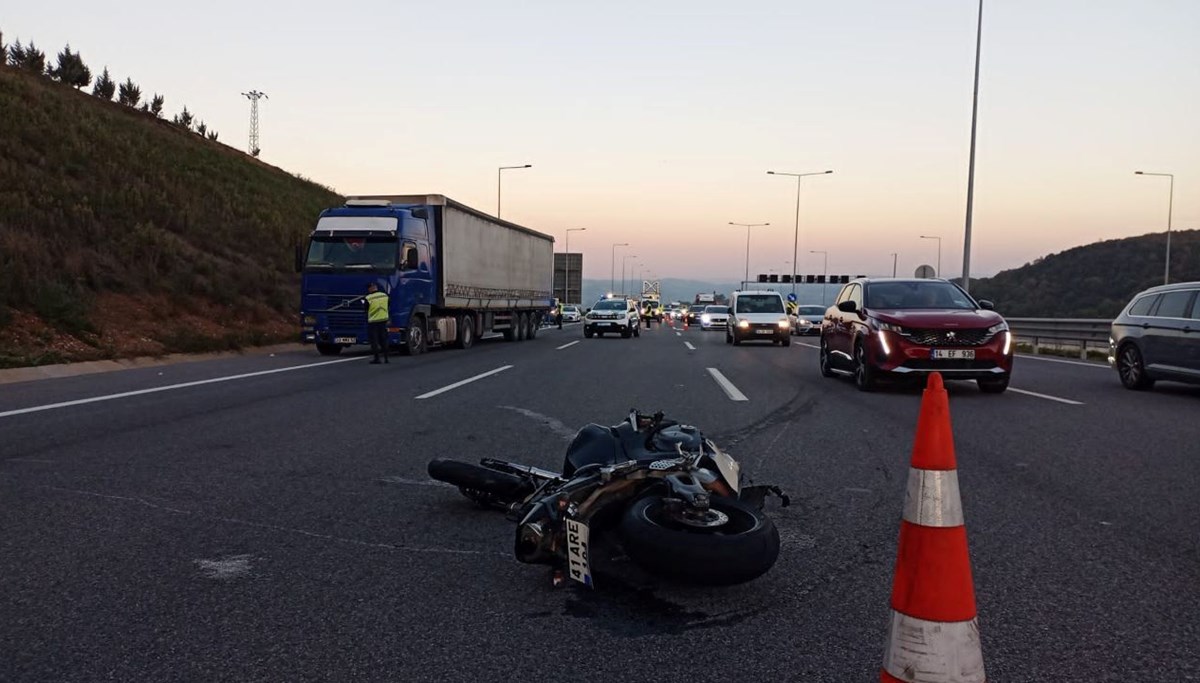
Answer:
[{"xmin": 881, "ymin": 373, "xmax": 986, "ymax": 683}]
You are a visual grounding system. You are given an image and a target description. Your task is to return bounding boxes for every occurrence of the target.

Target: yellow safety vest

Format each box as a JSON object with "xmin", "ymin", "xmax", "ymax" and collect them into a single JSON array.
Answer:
[{"xmin": 366, "ymin": 291, "xmax": 389, "ymax": 323}]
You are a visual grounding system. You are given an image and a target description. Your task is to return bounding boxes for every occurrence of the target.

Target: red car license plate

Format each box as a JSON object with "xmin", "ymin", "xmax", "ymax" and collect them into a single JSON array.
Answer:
[{"xmin": 931, "ymin": 349, "xmax": 975, "ymax": 359}]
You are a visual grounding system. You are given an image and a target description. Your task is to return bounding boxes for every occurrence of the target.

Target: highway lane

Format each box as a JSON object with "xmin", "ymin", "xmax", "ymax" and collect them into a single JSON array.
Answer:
[{"xmin": 1, "ymin": 322, "xmax": 1197, "ymax": 681}]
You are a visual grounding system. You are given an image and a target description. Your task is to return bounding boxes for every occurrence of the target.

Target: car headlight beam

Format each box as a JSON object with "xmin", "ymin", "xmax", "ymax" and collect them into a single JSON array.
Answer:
[{"xmin": 737, "ymin": 320, "xmax": 750, "ymax": 329}]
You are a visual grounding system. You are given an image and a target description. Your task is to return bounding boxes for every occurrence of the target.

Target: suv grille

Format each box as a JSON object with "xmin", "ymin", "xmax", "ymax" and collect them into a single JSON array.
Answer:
[
  {"xmin": 902, "ymin": 359, "xmax": 999, "ymax": 370},
  {"xmin": 904, "ymin": 328, "xmax": 993, "ymax": 346}
]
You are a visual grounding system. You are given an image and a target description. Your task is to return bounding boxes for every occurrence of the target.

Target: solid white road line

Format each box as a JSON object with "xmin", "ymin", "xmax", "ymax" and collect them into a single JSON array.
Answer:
[
  {"xmin": 556, "ymin": 341, "xmax": 580, "ymax": 350},
  {"xmin": 1009, "ymin": 388, "xmax": 1084, "ymax": 405},
  {"xmin": 676, "ymin": 332, "xmax": 682, "ymax": 337},
  {"xmin": 707, "ymin": 368, "xmax": 749, "ymax": 402},
  {"xmin": 796, "ymin": 342, "xmax": 820, "ymax": 349},
  {"xmin": 0, "ymin": 356, "xmax": 365, "ymax": 419},
  {"xmin": 415, "ymin": 365, "xmax": 513, "ymax": 400},
  {"xmin": 1016, "ymin": 354, "xmax": 1108, "ymax": 369},
  {"xmin": 684, "ymin": 342, "xmax": 696, "ymax": 350}
]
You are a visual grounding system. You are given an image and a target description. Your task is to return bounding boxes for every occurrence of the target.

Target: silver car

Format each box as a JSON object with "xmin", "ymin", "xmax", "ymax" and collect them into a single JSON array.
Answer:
[
  {"xmin": 1109, "ymin": 282, "xmax": 1200, "ymax": 390},
  {"xmin": 701, "ymin": 305, "xmax": 730, "ymax": 330},
  {"xmin": 789, "ymin": 304, "xmax": 826, "ymax": 336}
]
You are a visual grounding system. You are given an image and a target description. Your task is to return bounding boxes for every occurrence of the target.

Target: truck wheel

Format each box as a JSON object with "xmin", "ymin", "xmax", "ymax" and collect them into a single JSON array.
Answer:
[
  {"xmin": 316, "ymin": 343, "xmax": 342, "ymax": 356},
  {"xmin": 516, "ymin": 313, "xmax": 528, "ymax": 341},
  {"xmin": 455, "ymin": 315, "xmax": 475, "ymax": 350},
  {"xmin": 526, "ymin": 313, "xmax": 538, "ymax": 340},
  {"xmin": 404, "ymin": 316, "xmax": 426, "ymax": 356},
  {"xmin": 503, "ymin": 314, "xmax": 518, "ymax": 341}
]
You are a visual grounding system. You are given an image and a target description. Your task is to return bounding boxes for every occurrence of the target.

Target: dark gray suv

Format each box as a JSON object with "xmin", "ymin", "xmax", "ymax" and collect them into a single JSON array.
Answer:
[{"xmin": 1109, "ymin": 282, "xmax": 1200, "ymax": 390}]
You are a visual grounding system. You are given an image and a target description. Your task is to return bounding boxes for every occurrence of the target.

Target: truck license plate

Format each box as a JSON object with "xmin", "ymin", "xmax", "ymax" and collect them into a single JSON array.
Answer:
[
  {"xmin": 932, "ymin": 349, "xmax": 975, "ymax": 359},
  {"xmin": 334, "ymin": 336, "xmax": 357, "ymax": 344},
  {"xmin": 565, "ymin": 519, "xmax": 593, "ymax": 587}
]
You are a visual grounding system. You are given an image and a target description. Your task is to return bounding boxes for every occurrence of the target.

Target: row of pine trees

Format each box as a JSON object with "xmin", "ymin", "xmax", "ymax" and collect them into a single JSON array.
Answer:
[{"xmin": 1, "ymin": 30, "xmax": 220, "ymax": 141}]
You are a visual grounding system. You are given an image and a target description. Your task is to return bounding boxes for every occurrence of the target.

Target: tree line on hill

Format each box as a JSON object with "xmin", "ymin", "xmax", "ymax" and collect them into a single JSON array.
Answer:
[{"xmin": 1, "ymin": 29, "xmax": 219, "ymax": 141}]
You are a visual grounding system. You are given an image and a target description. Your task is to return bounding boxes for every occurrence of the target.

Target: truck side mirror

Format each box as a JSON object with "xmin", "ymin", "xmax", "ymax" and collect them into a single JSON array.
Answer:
[
  {"xmin": 403, "ymin": 251, "xmax": 419, "ymax": 270},
  {"xmin": 294, "ymin": 244, "xmax": 304, "ymax": 273}
]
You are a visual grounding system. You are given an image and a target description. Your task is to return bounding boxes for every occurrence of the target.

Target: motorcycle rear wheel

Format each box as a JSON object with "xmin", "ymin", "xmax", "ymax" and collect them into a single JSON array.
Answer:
[
  {"xmin": 618, "ymin": 495, "xmax": 780, "ymax": 585},
  {"xmin": 427, "ymin": 459, "xmax": 531, "ymax": 505}
]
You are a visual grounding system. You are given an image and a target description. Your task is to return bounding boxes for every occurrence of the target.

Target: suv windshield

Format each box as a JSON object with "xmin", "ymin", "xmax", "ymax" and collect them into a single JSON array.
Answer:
[
  {"xmin": 593, "ymin": 300, "xmax": 626, "ymax": 311},
  {"xmin": 305, "ymin": 235, "xmax": 397, "ymax": 271},
  {"xmin": 735, "ymin": 295, "xmax": 785, "ymax": 314},
  {"xmin": 866, "ymin": 281, "xmax": 977, "ymax": 310}
]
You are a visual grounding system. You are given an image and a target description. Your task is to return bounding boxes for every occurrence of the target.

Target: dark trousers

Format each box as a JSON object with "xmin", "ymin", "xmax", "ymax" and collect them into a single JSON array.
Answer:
[{"xmin": 368, "ymin": 321, "xmax": 389, "ymax": 360}]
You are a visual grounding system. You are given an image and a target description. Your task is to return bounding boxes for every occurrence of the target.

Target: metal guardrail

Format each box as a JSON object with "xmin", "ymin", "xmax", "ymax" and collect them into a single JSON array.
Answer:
[{"xmin": 1006, "ymin": 318, "xmax": 1112, "ymax": 360}]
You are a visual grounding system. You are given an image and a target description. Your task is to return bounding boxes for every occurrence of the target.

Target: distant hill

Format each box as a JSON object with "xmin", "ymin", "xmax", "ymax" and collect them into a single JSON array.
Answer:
[
  {"xmin": 0, "ymin": 64, "xmax": 341, "ymax": 367},
  {"xmin": 968, "ymin": 230, "xmax": 1200, "ymax": 318}
]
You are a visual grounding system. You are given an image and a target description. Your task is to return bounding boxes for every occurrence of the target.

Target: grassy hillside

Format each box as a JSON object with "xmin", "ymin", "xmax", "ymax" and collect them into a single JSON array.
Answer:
[
  {"xmin": 0, "ymin": 64, "xmax": 342, "ymax": 367},
  {"xmin": 970, "ymin": 230, "xmax": 1200, "ymax": 318}
]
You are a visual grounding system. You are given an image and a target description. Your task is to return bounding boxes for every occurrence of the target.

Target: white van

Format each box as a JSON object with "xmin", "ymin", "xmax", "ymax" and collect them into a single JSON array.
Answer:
[{"xmin": 727, "ymin": 290, "xmax": 791, "ymax": 346}]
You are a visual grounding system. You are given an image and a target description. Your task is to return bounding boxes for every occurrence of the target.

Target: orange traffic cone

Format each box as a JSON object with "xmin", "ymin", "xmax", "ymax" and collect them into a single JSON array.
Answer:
[{"xmin": 881, "ymin": 372, "xmax": 985, "ymax": 683}]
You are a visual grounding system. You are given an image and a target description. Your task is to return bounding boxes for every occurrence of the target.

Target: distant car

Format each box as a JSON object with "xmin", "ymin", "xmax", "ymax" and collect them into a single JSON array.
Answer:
[
  {"xmin": 584, "ymin": 298, "xmax": 641, "ymax": 339},
  {"xmin": 662, "ymin": 303, "xmax": 679, "ymax": 321},
  {"xmin": 683, "ymin": 304, "xmax": 703, "ymax": 325},
  {"xmin": 1109, "ymin": 281, "xmax": 1200, "ymax": 390},
  {"xmin": 701, "ymin": 305, "xmax": 730, "ymax": 331},
  {"xmin": 561, "ymin": 305, "xmax": 582, "ymax": 323},
  {"xmin": 819, "ymin": 278, "xmax": 1012, "ymax": 393},
  {"xmin": 789, "ymin": 304, "xmax": 826, "ymax": 336},
  {"xmin": 727, "ymin": 291, "xmax": 791, "ymax": 346}
]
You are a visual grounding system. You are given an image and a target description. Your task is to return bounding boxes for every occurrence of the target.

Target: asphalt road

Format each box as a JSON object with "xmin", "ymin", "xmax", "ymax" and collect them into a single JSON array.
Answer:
[{"xmin": 1, "ymin": 321, "xmax": 1198, "ymax": 681}]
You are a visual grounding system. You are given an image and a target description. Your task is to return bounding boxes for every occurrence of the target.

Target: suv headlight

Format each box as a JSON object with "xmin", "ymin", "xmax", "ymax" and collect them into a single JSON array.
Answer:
[
  {"xmin": 777, "ymin": 319, "xmax": 790, "ymax": 328},
  {"xmin": 737, "ymin": 320, "xmax": 750, "ymax": 329},
  {"xmin": 986, "ymin": 322, "xmax": 1009, "ymax": 335},
  {"xmin": 873, "ymin": 320, "xmax": 905, "ymax": 333}
]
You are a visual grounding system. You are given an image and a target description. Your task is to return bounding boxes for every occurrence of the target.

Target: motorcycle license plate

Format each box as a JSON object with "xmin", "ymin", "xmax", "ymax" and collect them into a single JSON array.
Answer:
[
  {"xmin": 565, "ymin": 519, "xmax": 593, "ymax": 587},
  {"xmin": 334, "ymin": 336, "xmax": 357, "ymax": 344},
  {"xmin": 931, "ymin": 349, "xmax": 975, "ymax": 360}
]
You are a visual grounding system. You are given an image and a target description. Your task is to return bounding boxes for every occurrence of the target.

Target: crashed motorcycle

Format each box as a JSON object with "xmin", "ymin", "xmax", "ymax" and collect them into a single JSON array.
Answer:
[{"xmin": 427, "ymin": 410, "xmax": 788, "ymax": 587}]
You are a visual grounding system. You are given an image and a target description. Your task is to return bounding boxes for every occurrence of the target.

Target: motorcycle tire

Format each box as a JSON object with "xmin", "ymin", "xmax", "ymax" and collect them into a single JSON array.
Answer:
[
  {"xmin": 427, "ymin": 459, "xmax": 531, "ymax": 503},
  {"xmin": 618, "ymin": 495, "xmax": 780, "ymax": 586}
]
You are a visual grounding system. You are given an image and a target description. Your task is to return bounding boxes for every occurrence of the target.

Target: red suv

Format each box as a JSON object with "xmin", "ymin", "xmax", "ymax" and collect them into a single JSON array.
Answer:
[{"xmin": 819, "ymin": 278, "xmax": 1013, "ymax": 392}]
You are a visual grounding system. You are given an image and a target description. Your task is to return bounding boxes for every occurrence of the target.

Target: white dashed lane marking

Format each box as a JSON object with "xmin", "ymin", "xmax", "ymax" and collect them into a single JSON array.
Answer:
[{"xmin": 707, "ymin": 368, "xmax": 749, "ymax": 402}]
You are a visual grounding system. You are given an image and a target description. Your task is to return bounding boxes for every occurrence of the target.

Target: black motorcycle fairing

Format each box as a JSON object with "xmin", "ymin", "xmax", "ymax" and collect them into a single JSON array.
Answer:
[
  {"xmin": 562, "ymin": 424, "xmax": 622, "ymax": 477},
  {"xmin": 563, "ymin": 419, "xmax": 696, "ymax": 477}
]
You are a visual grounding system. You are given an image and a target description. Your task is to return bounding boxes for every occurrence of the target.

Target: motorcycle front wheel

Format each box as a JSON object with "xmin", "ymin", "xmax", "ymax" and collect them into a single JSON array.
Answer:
[
  {"xmin": 427, "ymin": 459, "xmax": 532, "ymax": 505},
  {"xmin": 617, "ymin": 495, "xmax": 780, "ymax": 585}
]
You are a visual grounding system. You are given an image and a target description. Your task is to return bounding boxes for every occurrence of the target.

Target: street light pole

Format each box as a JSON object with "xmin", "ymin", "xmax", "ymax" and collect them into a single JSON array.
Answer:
[
  {"xmin": 611, "ymin": 243, "xmax": 629, "ymax": 295},
  {"xmin": 961, "ymin": 0, "xmax": 983, "ymax": 292},
  {"xmin": 497, "ymin": 164, "xmax": 532, "ymax": 218},
  {"xmin": 810, "ymin": 250, "xmax": 828, "ymax": 304},
  {"xmin": 768, "ymin": 170, "xmax": 833, "ymax": 295},
  {"xmin": 920, "ymin": 235, "xmax": 942, "ymax": 278},
  {"xmin": 622, "ymin": 255, "xmax": 638, "ymax": 297},
  {"xmin": 564, "ymin": 228, "xmax": 586, "ymax": 304},
  {"xmin": 1135, "ymin": 171, "xmax": 1176, "ymax": 284},
  {"xmin": 890, "ymin": 253, "xmax": 898, "ymax": 277},
  {"xmin": 728, "ymin": 222, "xmax": 770, "ymax": 287}
]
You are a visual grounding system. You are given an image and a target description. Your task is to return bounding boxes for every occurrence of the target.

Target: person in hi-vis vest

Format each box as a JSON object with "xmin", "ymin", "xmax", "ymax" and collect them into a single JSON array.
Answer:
[{"xmin": 365, "ymin": 283, "xmax": 390, "ymax": 364}]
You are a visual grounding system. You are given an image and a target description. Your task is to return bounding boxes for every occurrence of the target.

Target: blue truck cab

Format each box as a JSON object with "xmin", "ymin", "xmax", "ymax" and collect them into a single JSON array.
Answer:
[{"xmin": 299, "ymin": 195, "xmax": 554, "ymax": 356}]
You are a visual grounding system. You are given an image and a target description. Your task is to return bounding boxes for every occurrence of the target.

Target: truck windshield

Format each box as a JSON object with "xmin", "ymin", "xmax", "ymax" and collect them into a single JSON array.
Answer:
[{"xmin": 305, "ymin": 236, "xmax": 397, "ymax": 271}]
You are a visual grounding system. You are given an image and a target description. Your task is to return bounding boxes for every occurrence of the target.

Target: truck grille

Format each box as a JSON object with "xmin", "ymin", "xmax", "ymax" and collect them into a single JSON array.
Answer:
[
  {"xmin": 904, "ymin": 328, "xmax": 993, "ymax": 346},
  {"xmin": 308, "ymin": 295, "xmax": 366, "ymax": 331}
]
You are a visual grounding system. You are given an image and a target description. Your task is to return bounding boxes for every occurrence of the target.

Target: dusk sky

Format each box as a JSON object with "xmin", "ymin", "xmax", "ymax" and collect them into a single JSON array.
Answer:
[{"xmin": 6, "ymin": 1, "xmax": 1197, "ymax": 281}]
